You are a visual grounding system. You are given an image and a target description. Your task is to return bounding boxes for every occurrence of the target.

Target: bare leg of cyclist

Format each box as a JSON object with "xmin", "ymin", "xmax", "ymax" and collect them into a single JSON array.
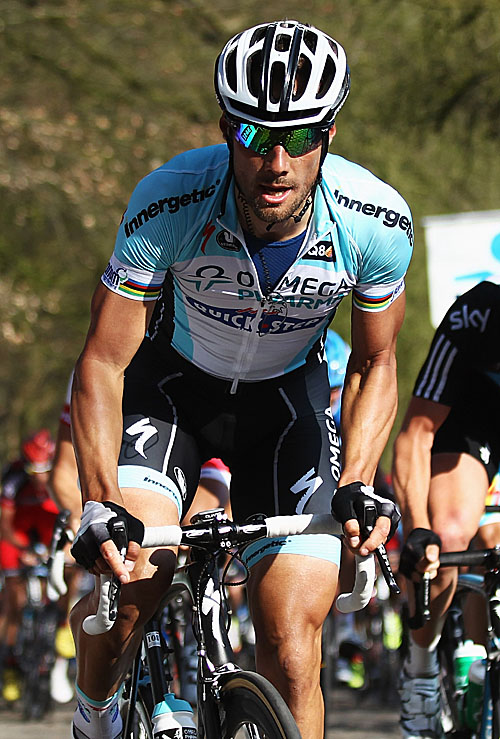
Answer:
[
  {"xmin": 247, "ymin": 553, "xmax": 337, "ymax": 739},
  {"xmin": 70, "ymin": 489, "xmax": 178, "ymax": 737},
  {"xmin": 409, "ymin": 453, "xmax": 488, "ymax": 651},
  {"xmin": 464, "ymin": 522, "xmax": 500, "ymax": 645},
  {"xmin": 400, "ymin": 454, "xmax": 488, "ymax": 738}
]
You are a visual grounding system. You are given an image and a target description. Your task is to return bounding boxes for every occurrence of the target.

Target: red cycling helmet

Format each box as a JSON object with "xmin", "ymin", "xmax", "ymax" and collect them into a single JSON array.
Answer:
[{"xmin": 22, "ymin": 429, "xmax": 55, "ymax": 474}]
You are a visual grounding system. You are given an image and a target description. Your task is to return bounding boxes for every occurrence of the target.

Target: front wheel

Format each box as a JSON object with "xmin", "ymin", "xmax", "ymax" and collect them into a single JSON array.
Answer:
[
  {"xmin": 121, "ymin": 684, "xmax": 154, "ymax": 739},
  {"xmin": 215, "ymin": 670, "xmax": 301, "ymax": 739}
]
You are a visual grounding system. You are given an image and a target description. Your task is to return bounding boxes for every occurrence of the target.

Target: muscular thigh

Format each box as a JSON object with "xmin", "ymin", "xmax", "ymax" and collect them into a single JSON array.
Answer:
[
  {"xmin": 428, "ymin": 453, "xmax": 488, "ymax": 547},
  {"xmin": 119, "ymin": 343, "xmax": 205, "ymax": 521},
  {"xmin": 429, "ymin": 402, "xmax": 498, "ymax": 546},
  {"xmin": 247, "ymin": 554, "xmax": 338, "ymax": 637}
]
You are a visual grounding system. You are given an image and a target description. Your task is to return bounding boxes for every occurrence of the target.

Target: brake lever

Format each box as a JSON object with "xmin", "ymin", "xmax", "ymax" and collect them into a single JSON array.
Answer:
[
  {"xmin": 407, "ymin": 571, "xmax": 431, "ymax": 630},
  {"xmin": 357, "ymin": 498, "xmax": 400, "ymax": 596},
  {"xmin": 109, "ymin": 518, "xmax": 128, "ymax": 622}
]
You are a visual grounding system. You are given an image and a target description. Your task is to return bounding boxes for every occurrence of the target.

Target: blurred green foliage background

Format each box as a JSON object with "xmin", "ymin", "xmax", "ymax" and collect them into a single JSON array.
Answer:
[{"xmin": 1, "ymin": 0, "xmax": 499, "ymax": 469}]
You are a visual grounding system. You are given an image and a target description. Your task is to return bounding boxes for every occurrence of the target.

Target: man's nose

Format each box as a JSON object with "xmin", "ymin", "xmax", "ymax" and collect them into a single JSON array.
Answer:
[{"xmin": 263, "ymin": 145, "xmax": 290, "ymax": 174}]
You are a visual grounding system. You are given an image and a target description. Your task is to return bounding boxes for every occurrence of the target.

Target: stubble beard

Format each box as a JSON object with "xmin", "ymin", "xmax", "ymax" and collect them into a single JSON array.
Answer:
[{"xmin": 239, "ymin": 176, "xmax": 316, "ymax": 226}]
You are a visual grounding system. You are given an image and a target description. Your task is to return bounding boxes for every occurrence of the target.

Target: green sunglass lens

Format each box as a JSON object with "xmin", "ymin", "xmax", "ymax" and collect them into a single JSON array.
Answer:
[{"xmin": 234, "ymin": 124, "xmax": 322, "ymax": 157}]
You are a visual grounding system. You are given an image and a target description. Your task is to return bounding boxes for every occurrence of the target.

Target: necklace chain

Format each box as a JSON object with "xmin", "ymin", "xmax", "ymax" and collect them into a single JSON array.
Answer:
[{"xmin": 236, "ymin": 186, "xmax": 312, "ymax": 298}]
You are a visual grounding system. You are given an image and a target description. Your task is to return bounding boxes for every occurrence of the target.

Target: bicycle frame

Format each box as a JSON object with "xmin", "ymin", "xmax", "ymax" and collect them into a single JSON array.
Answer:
[
  {"xmin": 123, "ymin": 511, "xmax": 247, "ymax": 738},
  {"xmin": 412, "ymin": 547, "xmax": 500, "ymax": 739},
  {"xmin": 459, "ymin": 569, "xmax": 500, "ymax": 739},
  {"xmin": 91, "ymin": 507, "xmax": 394, "ymax": 738}
]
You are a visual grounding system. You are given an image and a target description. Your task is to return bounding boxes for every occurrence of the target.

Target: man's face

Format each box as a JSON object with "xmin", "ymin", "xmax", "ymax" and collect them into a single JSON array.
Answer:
[{"xmin": 222, "ymin": 118, "xmax": 336, "ymax": 233}]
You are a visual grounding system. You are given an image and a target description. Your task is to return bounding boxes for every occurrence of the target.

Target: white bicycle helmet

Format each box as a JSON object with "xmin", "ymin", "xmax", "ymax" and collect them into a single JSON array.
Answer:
[{"xmin": 215, "ymin": 20, "xmax": 350, "ymax": 129}]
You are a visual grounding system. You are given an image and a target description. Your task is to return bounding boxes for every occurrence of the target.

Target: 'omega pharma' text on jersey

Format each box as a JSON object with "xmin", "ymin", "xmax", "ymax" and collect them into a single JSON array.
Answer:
[{"xmin": 102, "ymin": 145, "xmax": 413, "ymax": 386}]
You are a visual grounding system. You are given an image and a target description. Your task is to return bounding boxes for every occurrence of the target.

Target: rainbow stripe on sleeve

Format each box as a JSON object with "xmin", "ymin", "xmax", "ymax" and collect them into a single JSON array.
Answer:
[
  {"xmin": 117, "ymin": 278, "xmax": 162, "ymax": 300},
  {"xmin": 353, "ymin": 289, "xmax": 394, "ymax": 311}
]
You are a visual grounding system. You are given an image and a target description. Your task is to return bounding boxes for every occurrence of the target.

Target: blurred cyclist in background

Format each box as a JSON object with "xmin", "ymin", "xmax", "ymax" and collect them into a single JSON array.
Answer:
[
  {"xmin": 0, "ymin": 429, "xmax": 58, "ymax": 703},
  {"xmin": 325, "ymin": 328, "xmax": 351, "ymax": 430}
]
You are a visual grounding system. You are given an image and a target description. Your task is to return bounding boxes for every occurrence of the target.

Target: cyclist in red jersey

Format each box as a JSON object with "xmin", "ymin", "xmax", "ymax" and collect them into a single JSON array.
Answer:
[{"xmin": 0, "ymin": 430, "xmax": 58, "ymax": 702}]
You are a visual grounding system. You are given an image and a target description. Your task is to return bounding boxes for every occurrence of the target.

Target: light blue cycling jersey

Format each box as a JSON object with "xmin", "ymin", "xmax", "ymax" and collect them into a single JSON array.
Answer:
[{"xmin": 102, "ymin": 145, "xmax": 413, "ymax": 386}]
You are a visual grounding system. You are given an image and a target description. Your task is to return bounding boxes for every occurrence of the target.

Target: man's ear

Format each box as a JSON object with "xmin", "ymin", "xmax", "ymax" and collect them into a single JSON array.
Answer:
[
  {"xmin": 219, "ymin": 115, "xmax": 231, "ymax": 143},
  {"xmin": 328, "ymin": 124, "xmax": 337, "ymax": 144}
]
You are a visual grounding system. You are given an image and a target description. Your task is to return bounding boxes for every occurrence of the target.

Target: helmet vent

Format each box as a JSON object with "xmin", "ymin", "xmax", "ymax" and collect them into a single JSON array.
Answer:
[
  {"xmin": 316, "ymin": 56, "xmax": 335, "ymax": 99},
  {"xmin": 225, "ymin": 49, "xmax": 238, "ymax": 93},
  {"xmin": 247, "ymin": 50, "xmax": 263, "ymax": 99},
  {"xmin": 275, "ymin": 34, "xmax": 291, "ymax": 52},
  {"xmin": 327, "ymin": 38, "xmax": 339, "ymax": 55},
  {"xmin": 270, "ymin": 62, "xmax": 286, "ymax": 104},
  {"xmin": 293, "ymin": 55, "xmax": 312, "ymax": 101},
  {"xmin": 303, "ymin": 30, "xmax": 318, "ymax": 53},
  {"xmin": 250, "ymin": 26, "xmax": 267, "ymax": 46}
]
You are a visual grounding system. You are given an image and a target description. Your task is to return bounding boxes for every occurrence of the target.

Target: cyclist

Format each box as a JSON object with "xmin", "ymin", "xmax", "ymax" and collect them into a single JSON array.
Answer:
[
  {"xmin": 69, "ymin": 19, "xmax": 411, "ymax": 739},
  {"xmin": 325, "ymin": 328, "xmax": 351, "ymax": 429},
  {"xmin": 392, "ymin": 280, "xmax": 500, "ymax": 739},
  {"xmin": 0, "ymin": 429, "xmax": 58, "ymax": 703}
]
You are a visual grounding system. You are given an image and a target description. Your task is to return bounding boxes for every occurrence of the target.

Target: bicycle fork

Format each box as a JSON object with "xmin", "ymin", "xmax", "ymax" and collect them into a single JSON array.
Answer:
[{"xmin": 123, "ymin": 615, "xmax": 170, "ymax": 738}]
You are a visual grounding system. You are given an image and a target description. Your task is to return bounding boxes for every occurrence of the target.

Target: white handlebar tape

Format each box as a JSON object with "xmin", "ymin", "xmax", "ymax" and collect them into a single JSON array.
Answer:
[
  {"xmin": 335, "ymin": 554, "xmax": 375, "ymax": 613},
  {"xmin": 83, "ymin": 574, "xmax": 114, "ymax": 635}
]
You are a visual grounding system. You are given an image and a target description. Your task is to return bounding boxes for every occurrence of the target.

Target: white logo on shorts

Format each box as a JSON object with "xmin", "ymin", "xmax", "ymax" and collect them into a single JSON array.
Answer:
[
  {"xmin": 125, "ymin": 418, "xmax": 158, "ymax": 459},
  {"xmin": 174, "ymin": 467, "xmax": 187, "ymax": 500},
  {"xmin": 480, "ymin": 445, "xmax": 491, "ymax": 465},
  {"xmin": 290, "ymin": 468, "xmax": 323, "ymax": 514}
]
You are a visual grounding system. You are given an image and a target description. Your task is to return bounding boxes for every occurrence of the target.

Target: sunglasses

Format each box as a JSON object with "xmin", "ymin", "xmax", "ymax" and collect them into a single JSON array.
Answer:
[{"xmin": 229, "ymin": 120, "xmax": 325, "ymax": 158}]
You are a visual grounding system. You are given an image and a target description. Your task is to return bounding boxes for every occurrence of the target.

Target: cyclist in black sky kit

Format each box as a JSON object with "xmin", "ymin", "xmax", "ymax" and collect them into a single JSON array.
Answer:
[{"xmin": 393, "ymin": 280, "xmax": 500, "ymax": 739}]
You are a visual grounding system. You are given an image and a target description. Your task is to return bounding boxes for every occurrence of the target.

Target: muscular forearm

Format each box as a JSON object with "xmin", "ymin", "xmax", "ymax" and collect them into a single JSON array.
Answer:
[
  {"xmin": 71, "ymin": 354, "xmax": 125, "ymax": 506},
  {"xmin": 392, "ymin": 428, "xmax": 433, "ymax": 535},
  {"xmin": 339, "ymin": 361, "xmax": 398, "ymax": 486},
  {"xmin": 391, "ymin": 397, "xmax": 449, "ymax": 536}
]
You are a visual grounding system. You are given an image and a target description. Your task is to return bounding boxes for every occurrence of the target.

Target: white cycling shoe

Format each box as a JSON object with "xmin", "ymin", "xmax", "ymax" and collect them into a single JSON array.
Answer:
[{"xmin": 399, "ymin": 668, "xmax": 443, "ymax": 739}]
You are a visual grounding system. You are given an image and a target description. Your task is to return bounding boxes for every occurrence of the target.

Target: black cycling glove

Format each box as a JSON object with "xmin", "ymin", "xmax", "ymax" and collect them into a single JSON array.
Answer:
[
  {"xmin": 71, "ymin": 500, "xmax": 145, "ymax": 571},
  {"xmin": 331, "ymin": 481, "xmax": 401, "ymax": 541},
  {"xmin": 399, "ymin": 527, "xmax": 442, "ymax": 579}
]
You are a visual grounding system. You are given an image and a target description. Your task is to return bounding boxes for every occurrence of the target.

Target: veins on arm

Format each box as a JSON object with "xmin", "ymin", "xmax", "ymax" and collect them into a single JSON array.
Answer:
[{"xmin": 339, "ymin": 293, "xmax": 405, "ymax": 487}]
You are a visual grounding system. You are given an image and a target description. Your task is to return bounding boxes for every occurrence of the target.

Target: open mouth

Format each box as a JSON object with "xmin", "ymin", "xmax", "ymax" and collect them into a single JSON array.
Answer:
[{"xmin": 259, "ymin": 185, "xmax": 292, "ymax": 205}]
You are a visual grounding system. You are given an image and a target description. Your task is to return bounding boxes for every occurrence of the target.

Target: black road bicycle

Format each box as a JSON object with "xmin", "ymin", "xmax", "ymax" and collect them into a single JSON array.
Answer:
[
  {"xmin": 86, "ymin": 506, "xmax": 389, "ymax": 739},
  {"xmin": 410, "ymin": 546, "xmax": 500, "ymax": 739}
]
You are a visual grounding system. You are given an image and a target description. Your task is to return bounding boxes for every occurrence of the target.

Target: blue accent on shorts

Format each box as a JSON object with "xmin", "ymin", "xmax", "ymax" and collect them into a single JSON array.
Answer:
[
  {"xmin": 479, "ymin": 511, "xmax": 500, "ymax": 528},
  {"xmin": 241, "ymin": 533, "xmax": 342, "ymax": 568},
  {"xmin": 117, "ymin": 465, "xmax": 182, "ymax": 518}
]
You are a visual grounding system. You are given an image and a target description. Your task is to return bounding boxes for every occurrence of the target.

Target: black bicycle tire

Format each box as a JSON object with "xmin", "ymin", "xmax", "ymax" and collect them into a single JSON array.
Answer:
[
  {"xmin": 20, "ymin": 603, "xmax": 57, "ymax": 720},
  {"xmin": 438, "ymin": 603, "xmax": 466, "ymax": 736},
  {"xmin": 122, "ymin": 683, "xmax": 154, "ymax": 739},
  {"xmin": 215, "ymin": 670, "xmax": 301, "ymax": 739},
  {"xmin": 489, "ymin": 658, "xmax": 500, "ymax": 739}
]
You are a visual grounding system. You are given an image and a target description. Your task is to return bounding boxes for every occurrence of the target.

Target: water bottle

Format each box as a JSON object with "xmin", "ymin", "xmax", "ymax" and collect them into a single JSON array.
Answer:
[
  {"xmin": 453, "ymin": 641, "xmax": 486, "ymax": 692},
  {"xmin": 152, "ymin": 693, "xmax": 197, "ymax": 738},
  {"xmin": 465, "ymin": 658, "xmax": 487, "ymax": 732}
]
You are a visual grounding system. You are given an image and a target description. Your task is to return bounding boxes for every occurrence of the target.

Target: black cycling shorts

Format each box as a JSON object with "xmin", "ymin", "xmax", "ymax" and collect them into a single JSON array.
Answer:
[
  {"xmin": 432, "ymin": 398, "xmax": 500, "ymax": 484},
  {"xmin": 117, "ymin": 339, "xmax": 341, "ymax": 524}
]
